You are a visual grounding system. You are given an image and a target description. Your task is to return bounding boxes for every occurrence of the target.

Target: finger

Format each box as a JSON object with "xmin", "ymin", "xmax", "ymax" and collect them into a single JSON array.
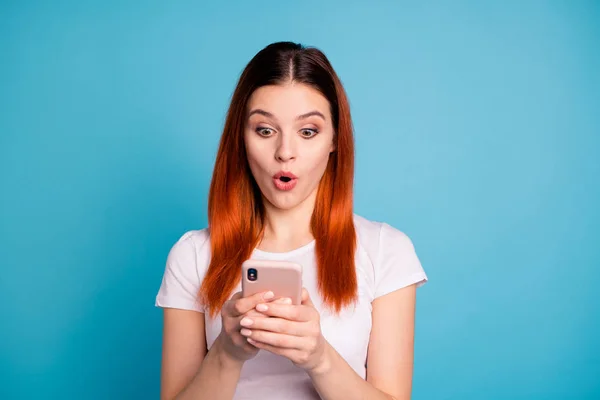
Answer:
[
  {"xmin": 243, "ymin": 340, "xmax": 260, "ymax": 351},
  {"xmin": 229, "ymin": 290, "xmax": 275, "ymax": 317},
  {"xmin": 240, "ymin": 329, "xmax": 305, "ymax": 350},
  {"xmin": 301, "ymin": 288, "xmax": 314, "ymax": 307},
  {"xmin": 240, "ymin": 316, "xmax": 307, "ymax": 336},
  {"xmin": 244, "ymin": 309, "xmax": 267, "ymax": 319},
  {"xmin": 246, "ymin": 338, "xmax": 298, "ymax": 358},
  {"xmin": 223, "ymin": 291, "xmax": 242, "ymax": 315},
  {"xmin": 242, "ymin": 297, "xmax": 287, "ymax": 319},
  {"xmin": 255, "ymin": 302, "xmax": 312, "ymax": 322}
]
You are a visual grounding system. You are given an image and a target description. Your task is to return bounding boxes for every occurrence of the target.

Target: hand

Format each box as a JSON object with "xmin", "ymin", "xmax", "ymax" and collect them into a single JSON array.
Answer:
[
  {"xmin": 238, "ymin": 288, "xmax": 328, "ymax": 372},
  {"xmin": 217, "ymin": 290, "xmax": 277, "ymax": 363}
]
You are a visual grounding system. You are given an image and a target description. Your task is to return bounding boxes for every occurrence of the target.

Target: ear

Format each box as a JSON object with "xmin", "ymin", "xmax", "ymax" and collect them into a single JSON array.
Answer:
[{"xmin": 330, "ymin": 136, "xmax": 337, "ymax": 153}]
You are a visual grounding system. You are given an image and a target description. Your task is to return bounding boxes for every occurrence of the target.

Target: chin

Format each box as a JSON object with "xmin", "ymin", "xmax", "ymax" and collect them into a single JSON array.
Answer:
[
  {"xmin": 266, "ymin": 195, "xmax": 301, "ymax": 211},
  {"xmin": 257, "ymin": 180, "xmax": 318, "ymax": 211},
  {"xmin": 260, "ymin": 187, "xmax": 309, "ymax": 210}
]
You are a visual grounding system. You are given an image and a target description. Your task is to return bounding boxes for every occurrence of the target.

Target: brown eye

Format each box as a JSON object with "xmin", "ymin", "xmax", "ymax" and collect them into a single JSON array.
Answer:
[
  {"xmin": 256, "ymin": 127, "xmax": 274, "ymax": 137},
  {"xmin": 300, "ymin": 129, "xmax": 318, "ymax": 138}
]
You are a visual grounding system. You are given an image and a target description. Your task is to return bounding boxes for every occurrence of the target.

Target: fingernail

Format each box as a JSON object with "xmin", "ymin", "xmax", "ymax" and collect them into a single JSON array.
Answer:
[
  {"xmin": 240, "ymin": 328, "xmax": 252, "ymax": 336},
  {"xmin": 240, "ymin": 317, "xmax": 253, "ymax": 327},
  {"xmin": 282, "ymin": 298, "xmax": 292, "ymax": 304},
  {"xmin": 256, "ymin": 303, "xmax": 268, "ymax": 312},
  {"xmin": 263, "ymin": 291, "xmax": 274, "ymax": 300}
]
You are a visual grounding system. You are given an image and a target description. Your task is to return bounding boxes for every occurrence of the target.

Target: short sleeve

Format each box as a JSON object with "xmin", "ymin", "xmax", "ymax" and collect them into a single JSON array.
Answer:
[
  {"xmin": 374, "ymin": 223, "xmax": 428, "ymax": 298},
  {"xmin": 155, "ymin": 231, "xmax": 208, "ymax": 313}
]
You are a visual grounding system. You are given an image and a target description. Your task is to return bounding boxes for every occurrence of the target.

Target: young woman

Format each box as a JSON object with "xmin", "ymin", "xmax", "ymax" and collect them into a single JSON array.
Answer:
[{"xmin": 155, "ymin": 41, "xmax": 428, "ymax": 400}]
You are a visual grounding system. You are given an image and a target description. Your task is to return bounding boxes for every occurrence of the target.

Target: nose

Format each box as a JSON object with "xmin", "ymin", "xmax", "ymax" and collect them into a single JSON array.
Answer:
[{"xmin": 274, "ymin": 134, "xmax": 296, "ymax": 162}]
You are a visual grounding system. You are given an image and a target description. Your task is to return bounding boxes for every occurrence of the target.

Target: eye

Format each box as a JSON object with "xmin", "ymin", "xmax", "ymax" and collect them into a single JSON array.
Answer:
[
  {"xmin": 256, "ymin": 127, "xmax": 275, "ymax": 137},
  {"xmin": 300, "ymin": 128, "xmax": 319, "ymax": 139}
]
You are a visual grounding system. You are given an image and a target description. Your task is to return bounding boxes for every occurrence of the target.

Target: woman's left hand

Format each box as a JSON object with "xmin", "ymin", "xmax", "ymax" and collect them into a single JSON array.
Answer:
[{"xmin": 239, "ymin": 288, "xmax": 328, "ymax": 372}]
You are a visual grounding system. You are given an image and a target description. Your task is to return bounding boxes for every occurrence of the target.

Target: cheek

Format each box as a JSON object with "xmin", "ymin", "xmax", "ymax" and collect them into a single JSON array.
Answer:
[
  {"xmin": 304, "ymin": 144, "xmax": 332, "ymax": 177},
  {"xmin": 244, "ymin": 135, "xmax": 271, "ymax": 174}
]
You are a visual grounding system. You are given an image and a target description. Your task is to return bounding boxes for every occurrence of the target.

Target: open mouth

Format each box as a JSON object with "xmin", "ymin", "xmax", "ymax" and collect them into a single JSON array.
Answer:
[
  {"xmin": 273, "ymin": 171, "xmax": 298, "ymax": 181},
  {"xmin": 273, "ymin": 171, "xmax": 298, "ymax": 191}
]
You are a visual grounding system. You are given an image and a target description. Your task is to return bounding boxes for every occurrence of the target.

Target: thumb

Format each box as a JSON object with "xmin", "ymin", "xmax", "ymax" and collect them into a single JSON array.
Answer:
[{"xmin": 301, "ymin": 288, "xmax": 314, "ymax": 307}]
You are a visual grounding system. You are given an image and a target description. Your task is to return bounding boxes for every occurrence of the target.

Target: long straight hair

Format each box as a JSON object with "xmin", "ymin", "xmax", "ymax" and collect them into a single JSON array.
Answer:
[{"xmin": 200, "ymin": 42, "xmax": 357, "ymax": 317}]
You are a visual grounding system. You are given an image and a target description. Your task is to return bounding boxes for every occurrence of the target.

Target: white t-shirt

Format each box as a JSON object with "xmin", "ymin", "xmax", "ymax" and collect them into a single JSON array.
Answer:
[{"xmin": 155, "ymin": 214, "xmax": 428, "ymax": 399}]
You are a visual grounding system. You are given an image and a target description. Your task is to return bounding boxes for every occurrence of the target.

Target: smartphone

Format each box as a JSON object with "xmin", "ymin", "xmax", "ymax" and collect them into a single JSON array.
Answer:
[{"xmin": 241, "ymin": 259, "xmax": 303, "ymax": 305}]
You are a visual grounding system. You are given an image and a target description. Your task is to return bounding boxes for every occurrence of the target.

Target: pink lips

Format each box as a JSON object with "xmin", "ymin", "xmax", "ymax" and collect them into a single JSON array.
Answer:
[{"xmin": 273, "ymin": 171, "xmax": 298, "ymax": 191}]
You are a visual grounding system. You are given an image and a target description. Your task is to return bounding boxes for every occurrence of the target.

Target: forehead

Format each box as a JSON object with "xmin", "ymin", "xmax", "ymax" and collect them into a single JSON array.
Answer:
[{"xmin": 247, "ymin": 83, "xmax": 331, "ymax": 121}]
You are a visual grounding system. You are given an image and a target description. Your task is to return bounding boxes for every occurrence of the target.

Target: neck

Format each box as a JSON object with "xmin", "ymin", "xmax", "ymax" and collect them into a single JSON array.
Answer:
[{"xmin": 258, "ymin": 189, "xmax": 317, "ymax": 253}]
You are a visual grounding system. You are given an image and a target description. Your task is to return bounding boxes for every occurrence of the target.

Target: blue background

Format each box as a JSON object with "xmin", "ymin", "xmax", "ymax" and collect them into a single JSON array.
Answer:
[{"xmin": 1, "ymin": 1, "xmax": 598, "ymax": 399}]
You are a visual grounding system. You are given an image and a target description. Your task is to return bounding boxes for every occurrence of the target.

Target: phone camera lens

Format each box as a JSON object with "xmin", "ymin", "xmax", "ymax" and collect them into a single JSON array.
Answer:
[{"xmin": 247, "ymin": 268, "xmax": 257, "ymax": 281}]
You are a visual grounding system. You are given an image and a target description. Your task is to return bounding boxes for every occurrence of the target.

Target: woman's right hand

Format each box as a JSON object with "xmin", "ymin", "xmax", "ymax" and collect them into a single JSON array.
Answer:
[{"xmin": 217, "ymin": 290, "xmax": 276, "ymax": 363}]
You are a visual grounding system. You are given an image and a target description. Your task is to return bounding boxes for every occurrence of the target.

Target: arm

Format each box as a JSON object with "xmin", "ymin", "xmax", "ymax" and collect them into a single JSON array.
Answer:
[
  {"xmin": 160, "ymin": 308, "xmax": 243, "ymax": 400},
  {"xmin": 308, "ymin": 284, "xmax": 417, "ymax": 400},
  {"xmin": 238, "ymin": 286, "xmax": 417, "ymax": 400},
  {"xmin": 161, "ymin": 291, "xmax": 280, "ymax": 400}
]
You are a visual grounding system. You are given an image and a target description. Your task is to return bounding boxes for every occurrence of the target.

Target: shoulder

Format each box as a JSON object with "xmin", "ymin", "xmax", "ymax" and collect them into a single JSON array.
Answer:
[
  {"xmin": 353, "ymin": 213, "xmax": 384, "ymax": 238},
  {"xmin": 155, "ymin": 228, "xmax": 212, "ymax": 312},
  {"xmin": 170, "ymin": 228, "xmax": 210, "ymax": 253},
  {"xmin": 165, "ymin": 228, "xmax": 212, "ymax": 274},
  {"xmin": 353, "ymin": 213, "xmax": 415, "ymax": 256},
  {"xmin": 353, "ymin": 214, "xmax": 427, "ymax": 296}
]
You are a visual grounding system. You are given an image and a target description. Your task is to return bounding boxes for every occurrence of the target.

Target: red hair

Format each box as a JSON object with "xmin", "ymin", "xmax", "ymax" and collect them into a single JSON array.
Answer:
[{"xmin": 200, "ymin": 42, "xmax": 357, "ymax": 317}]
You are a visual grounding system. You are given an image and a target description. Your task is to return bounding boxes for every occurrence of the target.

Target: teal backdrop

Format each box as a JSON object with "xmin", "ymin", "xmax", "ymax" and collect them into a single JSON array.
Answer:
[{"xmin": 1, "ymin": 1, "xmax": 599, "ymax": 399}]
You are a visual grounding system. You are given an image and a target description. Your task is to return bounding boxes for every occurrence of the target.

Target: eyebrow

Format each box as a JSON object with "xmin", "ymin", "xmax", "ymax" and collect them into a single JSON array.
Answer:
[{"xmin": 247, "ymin": 109, "xmax": 326, "ymax": 121}]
